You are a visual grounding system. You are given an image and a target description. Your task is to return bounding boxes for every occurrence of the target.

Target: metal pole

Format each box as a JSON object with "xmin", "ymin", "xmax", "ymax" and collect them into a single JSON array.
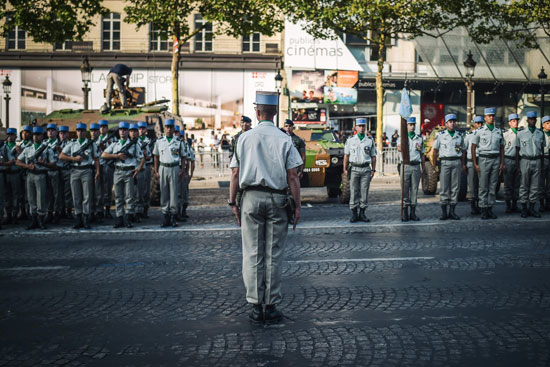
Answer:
[
  {"xmin": 4, "ymin": 95, "xmax": 10, "ymax": 129},
  {"xmin": 541, "ymin": 84, "xmax": 545, "ymax": 118},
  {"xmin": 83, "ymin": 83, "xmax": 89, "ymax": 110},
  {"xmin": 466, "ymin": 78, "xmax": 472, "ymax": 128},
  {"xmin": 277, "ymin": 91, "xmax": 280, "ymax": 126}
]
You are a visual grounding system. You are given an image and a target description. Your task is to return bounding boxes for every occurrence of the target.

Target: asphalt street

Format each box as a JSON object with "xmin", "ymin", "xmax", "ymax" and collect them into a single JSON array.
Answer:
[{"xmin": 1, "ymin": 187, "xmax": 549, "ymax": 366}]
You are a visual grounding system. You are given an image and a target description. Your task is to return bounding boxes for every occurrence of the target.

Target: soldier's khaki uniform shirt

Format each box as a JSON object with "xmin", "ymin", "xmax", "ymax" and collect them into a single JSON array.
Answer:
[
  {"xmin": 62, "ymin": 139, "xmax": 99, "ymax": 167},
  {"xmin": 104, "ymin": 139, "xmax": 143, "ymax": 168},
  {"xmin": 516, "ymin": 128, "xmax": 545, "ymax": 157},
  {"xmin": 344, "ymin": 135, "xmax": 377, "ymax": 164},
  {"xmin": 46, "ymin": 138, "xmax": 60, "ymax": 165},
  {"xmin": 229, "ymin": 120, "xmax": 303, "ymax": 190},
  {"xmin": 398, "ymin": 134, "xmax": 424, "ymax": 163},
  {"xmin": 138, "ymin": 136, "xmax": 153, "ymax": 164},
  {"xmin": 18, "ymin": 142, "xmax": 55, "ymax": 171},
  {"xmin": 472, "ymin": 125, "xmax": 504, "ymax": 154},
  {"xmin": 464, "ymin": 130, "xmax": 479, "ymax": 160},
  {"xmin": 290, "ymin": 133, "xmax": 306, "ymax": 155},
  {"xmin": 503, "ymin": 129, "xmax": 518, "ymax": 157},
  {"xmin": 433, "ymin": 130, "xmax": 465, "ymax": 158},
  {"xmin": 153, "ymin": 136, "xmax": 186, "ymax": 164}
]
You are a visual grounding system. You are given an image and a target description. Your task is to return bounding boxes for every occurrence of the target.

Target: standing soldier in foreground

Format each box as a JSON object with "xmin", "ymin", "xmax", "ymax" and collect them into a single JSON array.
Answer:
[
  {"xmin": 284, "ymin": 119, "xmax": 306, "ymax": 176},
  {"xmin": 18, "ymin": 125, "xmax": 33, "ymax": 220},
  {"xmin": 472, "ymin": 108, "xmax": 505, "ymax": 220},
  {"xmin": 516, "ymin": 112, "xmax": 545, "ymax": 218},
  {"xmin": 229, "ymin": 91, "xmax": 302, "ymax": 324},
  {"xmin": 464, "ymin": 116, "xmax": 483, "ymax": 214},
  {"xmin": 3, "ymin": 128, "xmax": 20, "ymax": 224},
  {"xmin": 57, "ymin": 126, "xmax": 73, "ymax": 219},
  {"xmin": 397, "ymin": 117, "xmax": 425, "ymax": 221},
  {"xmin": 16, "ymin": 126, "xmax": 56, "ymax": 229},
  {"xmin": 541, "ymin": 115, "xmax": 550, "ymax": 211},
  {"xmin": 59, "ymin": 123, "xmax": 100, "ymax": 229},
  {"xmin": 503, "ymin": 113, "xmax": 522, "ymax": 213},
  {"xmin": 229, "ymin": 116, "xmax": 252, "ymax": 161},
  {"xmin": 153, "ymin": 119, "xmax": 187, "ymax": 228},
  {"xmin": 45, "ymin": 123, "xmax": 62, "ymax": 224},
  {"xmin": 433, "ymin": 114, "xmax": 466, "ymax": 220},
  {"xmin": 343, "ymin": 118, "xmax": 377, "ymax": 223}
]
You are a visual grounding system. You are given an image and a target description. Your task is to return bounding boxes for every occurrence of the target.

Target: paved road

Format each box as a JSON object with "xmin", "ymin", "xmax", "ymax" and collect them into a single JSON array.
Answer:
[{"xmin": 1, "ymin": 190, "xmax": 549, "ymax": 366}]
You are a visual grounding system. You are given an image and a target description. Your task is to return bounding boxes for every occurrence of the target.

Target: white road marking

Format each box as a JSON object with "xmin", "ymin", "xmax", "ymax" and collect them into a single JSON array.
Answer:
[
  {"xmin": 0, "ymin": 266, "xmax": 70, "ymax": 271},
  {"xmin": 287, "ymin": 256, "xmax": 434, "ymax": 264}
]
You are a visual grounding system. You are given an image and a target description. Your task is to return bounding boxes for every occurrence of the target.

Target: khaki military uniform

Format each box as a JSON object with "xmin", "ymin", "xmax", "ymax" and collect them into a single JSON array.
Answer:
[
  {"xmin": 345, "ymin": 134, "xmax": 377, "ymax": 210},
  {"xmin": 17, "ymin": 142, "xmax": 55, "ymax": 216},
  {"xmin": 503, "ymin": 128, "xmax": 520, "ymax": 202},
  {"xmin": 229, "ymin": 120, "xmax": 302, "ymax": 305},
  {"xmin": 98, "ymin": 134, "xmax": 116, "ymax": 210},
  {"xmin": 104, "ymin": 139, "xmax": 143, "ymax": 217},
  {"xmin": 399, "ymin": 134, "xmax": 424, "ymax": 207},
  {"xmin": 135, "ymin": 136, "xmax": 153, "ymax": 216},
  {"xmin": 58, "ymin": 139, "xmax": 73, "ymax": 212},
  {"xmin": 464, "ymin": 130, "xmax": 480, "ymax": 202},
  {"xmin": 18, "ymin": 140, "xmax": 32, "ymax": 214},
  {"xmin": 46, "ymin": 138, "xmax": 62, "ymax": 215},
  {"xmin": 180, "ymin": 141, "xmax": 194, "ymax": 210},
  {"xmin": 290, "ymin": 133, "xmax": 306, "ymax": 175},
  {"xmin": 153, "ymin": 136, "xmax": 186, "ymax": 215},
  {"xmin": 472, "ymin": 125, "xmax": 504, "ymax": 208},
  {"xmin": 433, "ymin": 130, "xmax": 464, "ymax": 205},
  {"xmin": 517, "ymin": 128, "xmax": 545, "ymax": 204},
  {"xmin": 62, "ymin": 139, "xmax": 98, "ymax": 216}
]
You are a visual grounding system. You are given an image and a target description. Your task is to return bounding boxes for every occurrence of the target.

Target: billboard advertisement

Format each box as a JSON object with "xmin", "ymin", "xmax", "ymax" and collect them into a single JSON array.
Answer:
[
  {"xmin": 323, "ymin": 70, "xmax": 358, "ymax": 104},
  {"xmin": 290, "ymin": 70, "xmax": 325, "ymax": 103},
  {"xmin": 292, "ymin": 107, "xmax": 327, "ymax": 124}
]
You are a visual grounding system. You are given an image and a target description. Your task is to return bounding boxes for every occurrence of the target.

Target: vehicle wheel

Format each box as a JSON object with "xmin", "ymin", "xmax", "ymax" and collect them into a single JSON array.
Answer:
[
  {"xmin": 338, "ymin": 172, "xmax": 350, "ymax": 204},
  {"xmin": 327, "ymin": 186, "xmax": 340, "ymax": 198},
  {"xmin": 150, "ymin": 172, "xmax": 160, "ymax": 206},
  {"xmin": 422, "ymin": 160, "xmax": 438, "ymax": 195},
  {"xmin": 458, "ymin": 169, "xmax": 468, "ymax": 202}
]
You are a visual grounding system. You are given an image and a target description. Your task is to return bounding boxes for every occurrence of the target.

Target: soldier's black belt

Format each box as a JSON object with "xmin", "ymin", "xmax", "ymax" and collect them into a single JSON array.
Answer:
[
  {"xmin": 160, "ymin": 162, "xmax": 179, "ymax": 168},
  {"xmin": 245, "ymin": 185, "xmax": 287, "ymax": 195},
  {"xmin": 520, "ymin": 156, "xmax": 542, "ymax": 160},
  {"xmin": 350, "ymin": 162, "xmax": 370, "ymax": 168},
  {"xmin": 405, "ymin": 161, "xmax": 421, "ymax": 166},
  {"xmin": 440, "ymin": 157, "xmax": 461, "ymax": 161},
  {"xmin": 115, "ymin": 166, "xmax": 135, "ymax": 171},
  {"xmin": 146, "ymin": 162, "xmax": 153, "ymax": 166},
  {"xmin": 479, "ymin": 153, "xmax": 500, "ymax": 158},
  {"xmin": 72, "ymin": 165, "xmax": 93, "ymax": 170}
]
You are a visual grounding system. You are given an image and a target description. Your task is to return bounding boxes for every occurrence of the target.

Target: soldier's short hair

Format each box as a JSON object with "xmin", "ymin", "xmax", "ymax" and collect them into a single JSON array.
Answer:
[{"xmin": 256, "ymin": 104, "xmax": 277, "ymax": 116}]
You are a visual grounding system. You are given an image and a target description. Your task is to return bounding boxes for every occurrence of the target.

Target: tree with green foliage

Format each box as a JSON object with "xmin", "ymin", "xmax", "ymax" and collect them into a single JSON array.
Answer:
[
  {"xmin": 0, "ymin": 0, "xmax": 107, "ymax": 44},
  {"xmin": 504, "ymin": 0, "xmax": 550, "ymax": 42},
  {"xmin": 125, "ymin": 0, "xmax": 284, "ymax": 116}
]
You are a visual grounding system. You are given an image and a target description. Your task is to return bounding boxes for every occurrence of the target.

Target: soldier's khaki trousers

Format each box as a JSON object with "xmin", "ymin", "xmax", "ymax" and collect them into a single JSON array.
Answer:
[
  {"xmin": 93, "ymin": 166, "xmax": 103, "ymax": 214},
  {"xmin": 349, "ymin": 166, "xmax": 372, "ymax": 210},
  {"xmin": 5, "ymin": 171, "xmax": 20, "ymax": 215},
  {"xmin": 27, "ymin": 171, "xmax": 47, "ymax": 216},
  {"xmin": 540, "ymin": 158, "xmax": 550, "ymax": 201},
  {"xmin": 159, "ymin": 165, "xmax": 179, "ymax": 215},
  {"xmin": 467, "ymin": 161, "xmax": 479, "ymax": 200},
  {"xmin": 478, "ymin": 156, "xmax": 500, "ymax": 208},
  {"xmin": 70, "ymin": 168, "xmax": 93, "ymax": 215},
  {"xmin": 403, "ymin": 164, "xmax": 420, "ymax": 207},
  {"xmin": 503, "ymin": 157, "xmax": 520, "ymax": 201},
  {"xmin": 47, "ymin": 170, "xmax": 61, "ymax": 213},
  {"xmin": 519, "ymin": 158, "xmax": 541, "ymax": 204},
  {"xmin": 134, "ymin": 165, "xmax": 150, "ymax": 214},
  {"xmin": 143, "ymin": 163, "xmax": 152, "ymax": 209},
  {"xmin": 439, "ymin": 159, "xmax": 461, "ymax": 205},
  {"xmin": 114, "ymin": 169, "xmax": 135, "ymax": 217},
  {"xmin": 102, "ymin": 164, "xmax": 114, "ymax": 208},
  {"xmin": 60, "ymin": 168, "xmax": 72, "ymax": 210},
  {"xmin": 241, "ymin": 189, "xmax": 289, "ymax": 305}
]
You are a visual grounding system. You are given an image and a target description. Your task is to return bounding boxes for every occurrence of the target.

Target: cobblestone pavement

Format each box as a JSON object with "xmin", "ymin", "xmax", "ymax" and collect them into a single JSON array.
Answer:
[{"xmin": 1, "ymin": 187, "xmax": 550, "ymax": 366}]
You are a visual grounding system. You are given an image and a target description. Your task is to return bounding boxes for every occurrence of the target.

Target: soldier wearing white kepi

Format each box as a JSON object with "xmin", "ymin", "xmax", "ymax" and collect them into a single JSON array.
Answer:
[
  {"xmin": 229, "ymin": 91, "xmax": 302, "ymax": 325},
  {"xmin": 16, "ymin": 126, "xmax": 56, "ymax": 230},
  {"xmin": 503, "ymin": 113, "xmax": 522, "ymax": 213},
  {"xmin": 516, "ymin": 112, "xmax": 545, "ymax": 218},
  {"xmin": 343, "ymin": 118, "xmax": 377, "ymax": 223},
  {"xmin": 59, "ymin": 123, "xmax": 100, "ymax": 229},
  {"xmin": 397, "ymin": 117, "xmax": 425, "ymax": 221},
  {"xmin": 153, "ymin": 119, "xmax": 187, "ymax": 228},
  {"xmin": 472, "ymin": 107, "xmax": 505, "ymax": 220},
  {"xmin": 102, "ymin": 122, "xmax": 144, "ymax": 228},
  {"xmin": 541, "ymin": 115, "xmax": 550, "ymax": 212},
  {"xmin": 464, "ymin": 116, "xmax": 483, "ymax": 214},
  {"xmin": 433, "ymin": 114, "xmax": 466, "ymax": 220}
]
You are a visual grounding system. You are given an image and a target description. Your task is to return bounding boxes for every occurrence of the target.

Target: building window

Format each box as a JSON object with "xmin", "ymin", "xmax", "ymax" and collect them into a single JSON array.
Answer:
[
  {"xmin": 194, "ymin": 14, "xmax": 212, "ymax": 52},
  {"xmin": 54, "ymin": 41, "xmax": 72, "ymax": 51},
  {"xmin": 150, "ymin": 23, "xmax": 169, "ymax": 51},
  {"xmin": 102, "ymin": 12, "xmax": 121, "ymax": 51},
  {"xmin": 243, "ymin": 33, "xmax": 260, "ymax": 52},
  {"xmin": 6, "ymin": 25, "xmax": 25, "ymax": 50}
]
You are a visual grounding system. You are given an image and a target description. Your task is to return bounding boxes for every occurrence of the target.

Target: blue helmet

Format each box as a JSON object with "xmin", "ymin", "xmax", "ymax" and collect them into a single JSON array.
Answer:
[
  {"xmin": 508, "ymin": 113, "xmax": 519, "ymax": 121},
  {"xmin": 90, "ymin": 123, "xmax": 100, "ymax": 130},
  {"xmin": 98, "ymin": 119, "xmax": 109, "ymax": 127},
  {"xmin": 473, "ymin": 116, "xmax": 484, "ymax": 123},
  {"xmin": 6, "ymin": 128, "xmax": 17, "ymax": 134},
  {"xmin": 46, "ymin": 123, "xmax": 57, "ymax": 130},
  {"xmin": 445, "ymin": 114, "xmax": 457, "ymax": 122},
  {"xmin": 164, "ymin": 119, "xmax": 175, "ymax": 127},
  {"xmin": 137, "ymin": 121, "xmax": 147, "ymax": 128},
  {"xmin": 129, "ymin": 123, "xmax": 139, "ymax": 130},
  {"xmin": 355, "ymin": 118, "xmax": 366, "ymax": 126},
  {"xmin": 76, "ymin": 123, "xmax": 87, "ymax": 130},
  {"xmin": 174, "ymin": 125, "xmax": 181, "ymax": 132},
  {"xmin": 484, "ymin": 107, "xmax": 496, "ymax": 116},
  {"xmin": 32, "ymin": 126, "xmax": 44, "ymax": 134},
  {"xmin": 526, "ymin": 111, "xmax": 537, "ymax": 119},
  {"xmin": 542, "ymin": 115, "xmax": 550, "ymax": 124},
  {"xmin": 59, "ymin": 126, "xmax": 69, "ymax": 132},
  {"xmin": 118, "ymin": 122, "xmax": 129, "ymax": 129},
  {"xmin": 22, "ymin": 125, "xmax": 33, "ymax": 132},
  {"xmin": 407, "ymin": 117, "xmax": 416, "ymax": 124}
]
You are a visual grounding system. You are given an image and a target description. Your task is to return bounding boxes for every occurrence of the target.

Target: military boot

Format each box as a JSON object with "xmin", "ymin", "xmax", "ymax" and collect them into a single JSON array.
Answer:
[
  {"xmin": 52, "ymin": 212, "xmax": 61, "ymax": 224},
  {"xmin": 264, "ymin": 305, "xmax": 283, "ymax": 324},
  {"xmin": 505, "ymin": 200, "xmax": 512, "ymax": 214},
  {"xmin": 540, "ymin": 199, "xmax": 546, "ymax": 213},
  {"xmin": 440, "ymin": 205, "xmax": 448, "ymax": 220},
  {"xmin": 27, "ymin": 215, "xmax": 39, "ymax": 230},
  {"xmin": 248, "ymin": 304, "xmax": 264, "ymax": 325},
  {"xmin": 481, "ymin": 207, "xmax": 489, "ymax": 220},
  {"xmin": 511, "ymin": 200, "xmax": 520, "ymax": 213},
  {"xmin": 114, "ymin": 216, "xmax": 124, "ymax": 228},
  {"xmin": 359, "ymin": 208, "xmax": 370, "ymax": 222},
  {"xmin": 528, "ymin": 202, "xmax": 541, "ymax": 218},
  {"xmin": 66, "ymin": 207, "xmax": 73, "ymax": 219},
  {"xmin": 471, "ymin": 200, "xmax": 481, "ymax": 215},
  {"xmin": 182, "ymin": 204, "xmax": 189, "ymax": 218},
  {"xmin": 401, "ymin": 207, "xmax": 409, "ymax": 222},
  {"xmin": 170, "ymin": 214, "xmax": 178, "ymax": 227},
  {"xmin": 105, "ymin": 206, "xmax": 113, "ymax": 219},
  {"xmin": 410, "ymin": 206, "xmax": 420, "ymax": 221},
  {"xmin": 73, "ymin": 214, "xmax": 83, "ymax": 229},
  {"xmin": 350, "ymin": 208, "xmax": 358, "ymax": 223},
  {"xmin": 38, "ymin": 215, "xmax": 46, "ymax": 229},
  {"xmin": 448, "ymin": 204, "xmax": 460, "ymax": 220},
  {"xmin": 143, "ymin": 207, "xmax": 149, "ymax": 219},
  {"xmin": 45, "ymin": 211, "xmax": 53, "ymax": 224},
  {"xmin": 18, "ymin": 205, "xmax": 29, "ymax": 221},
  {"xmin": 95, "ymin": 212, "xmax": 104, "ymax": 224},
  {"xmin": 520, "ymin": 203, "xmax": 529, "ymax": 218},
  {"xmin": 487, "ymin": 207, "xmax": 497, "ymax": 219},
  {"xmin": 161, "ymin": 214, "xmax": 171, "ymax": 228},
  {"xmin": 124, "ymin": 214, "xmax": 133, "ymax": 228},
  {"xmin": 83, "ymin": 215, "xmax": 91, "ymax": 229}
]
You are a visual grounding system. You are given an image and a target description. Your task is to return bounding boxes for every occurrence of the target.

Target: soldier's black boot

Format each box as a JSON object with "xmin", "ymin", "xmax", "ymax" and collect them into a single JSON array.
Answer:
[
  {"xmin": 114, "ymin": 216, "xmax": 124, "ymax": 228},
  {"xmin": 471, "ymin": 200, "xmax": 481, "ymax": 214},
  {"xmin": 410, "ymin": 206, "xmax": 420, "ymax": 221},
  {"xmin": 529, "ymin": 202, "xmax": 541, "ymax": 218},
  {"xmin": 264, "ymin": 305, "xmax": 283, "ymax": 324},
  {"xmin": 487, "ymin": 207, "xmax": 497, "ymax": 219},
  {"xmin": 359, "ymin": 208, "xmax": 370, "ymax": 222},
  {"xmin": 350, "ymin": 208, "xmax": 358, "ymax": 223},
  {"xmin": 38, "ymin": 215, "xmax": 46, "ymax": 229},
  {"xmin": 45, "ymin": 211, "xmax": 53, "ymax": 224},
  {"xmin": 439, "ymin": 205, "xmax": 448, "ymax": 220},
  {"xmin": 481, "ymin": 207, "xmax": 489, "ymax": 220},
  {"xmin": 401, "ymin": 207, "xmax": 409, "ymax": 222},
  {"xmin": 95, "ymin": 212, "xmax": 104, "ymax": 224},
  {"xmin": 248, "ymin": 304, "xmax": 264, "ymax": 324},
  {"xmin": 52, "ymin": 212, "xmax": 61, "ymax": 224},
  {"xmin": 448, "ymin": 204, "xmax": 460, "ymax": 220},
  {"xmin": 540, "ymin": 200, "xmax": 546, "ymax": 213},
  {"xmin": 512, "ymin": 200, "xmax": 520, "ymax": 213},
  {"xmin": 83, "ymin": 215, "xmax": 91, "ymax": 229},
  {"xmin": 124, "ymin": 214, "xmax": 133, "ymax": 228},
  {"xmin": 179, "ymin": 207, "xmax": 187, "ymax": 222},
  {"xmin": 73, "ymin": 214, "xmax": 83, "ymax": 229},
  {"xmin": 105, "ymin": 206, "xmax": 113, "ymax": 219},
  {"xmin": 161, "ymin": 214, "xmax": 171, "ymax": 228},
  {"xmin": 505, "ymin": 200, "xmax": 512, "ymax": 214},
  {"xmin": 520, "ymin": 203, "xmax": 529, "ymax": 218},
  {"xmin": 66, "ymin": 207, "xmax": 73, "ymax": 219},
  {"xmin": 143, "ymin": 207, "xmax": 149, "ymax": 219},
  {"xmin": 27, "ymin": 215, "xmax": 39, "ymax": 230},
  {"xmin": 170, "ymin": 214, "xmax": 178, "ymax": 227},
  {"xmin": 182, "ymin": 204, "xmax": 189, "ymax": 218}
]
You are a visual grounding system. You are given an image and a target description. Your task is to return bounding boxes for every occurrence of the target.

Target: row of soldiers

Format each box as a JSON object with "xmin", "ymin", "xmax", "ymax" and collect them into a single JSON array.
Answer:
[{"xmin": 0, "ymin": 119, "xmax": 195, "ymax": 230}]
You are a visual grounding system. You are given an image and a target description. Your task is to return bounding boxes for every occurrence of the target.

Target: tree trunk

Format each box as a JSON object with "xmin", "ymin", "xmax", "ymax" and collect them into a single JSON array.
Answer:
[
  {"xmin": 171, "ymin": 34, "xmax": 180, "ymax": 116},
  {"xmin": 375, "ymin": 33, "xmax": 386, "ymax": 154}
]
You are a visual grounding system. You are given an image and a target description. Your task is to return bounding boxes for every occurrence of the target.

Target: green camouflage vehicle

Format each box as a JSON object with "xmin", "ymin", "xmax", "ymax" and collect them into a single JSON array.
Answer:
[{"xmin": 293, "ymin": 129, "xmax": 349, "ymax": 203}]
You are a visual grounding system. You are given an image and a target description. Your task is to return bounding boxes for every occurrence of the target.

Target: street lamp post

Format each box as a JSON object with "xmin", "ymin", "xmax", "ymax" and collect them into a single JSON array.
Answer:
[
  {"xmin": 80, "ymin": 56, "xmax": 92, "ymax": 110},
  {"xmin": 275, "ymin": 69, "xmax": 283, "ymax": 126},
  {"xmin": 463, "ymin": 51, "xmax": 477, "ymax": 128},
  {"xmin": 538, "ymin": 67, "xmax": 547, "ymax": 118},
  {"xmin": 3, "ymin": 75, "xmax": 12, "ymax": 129}
]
